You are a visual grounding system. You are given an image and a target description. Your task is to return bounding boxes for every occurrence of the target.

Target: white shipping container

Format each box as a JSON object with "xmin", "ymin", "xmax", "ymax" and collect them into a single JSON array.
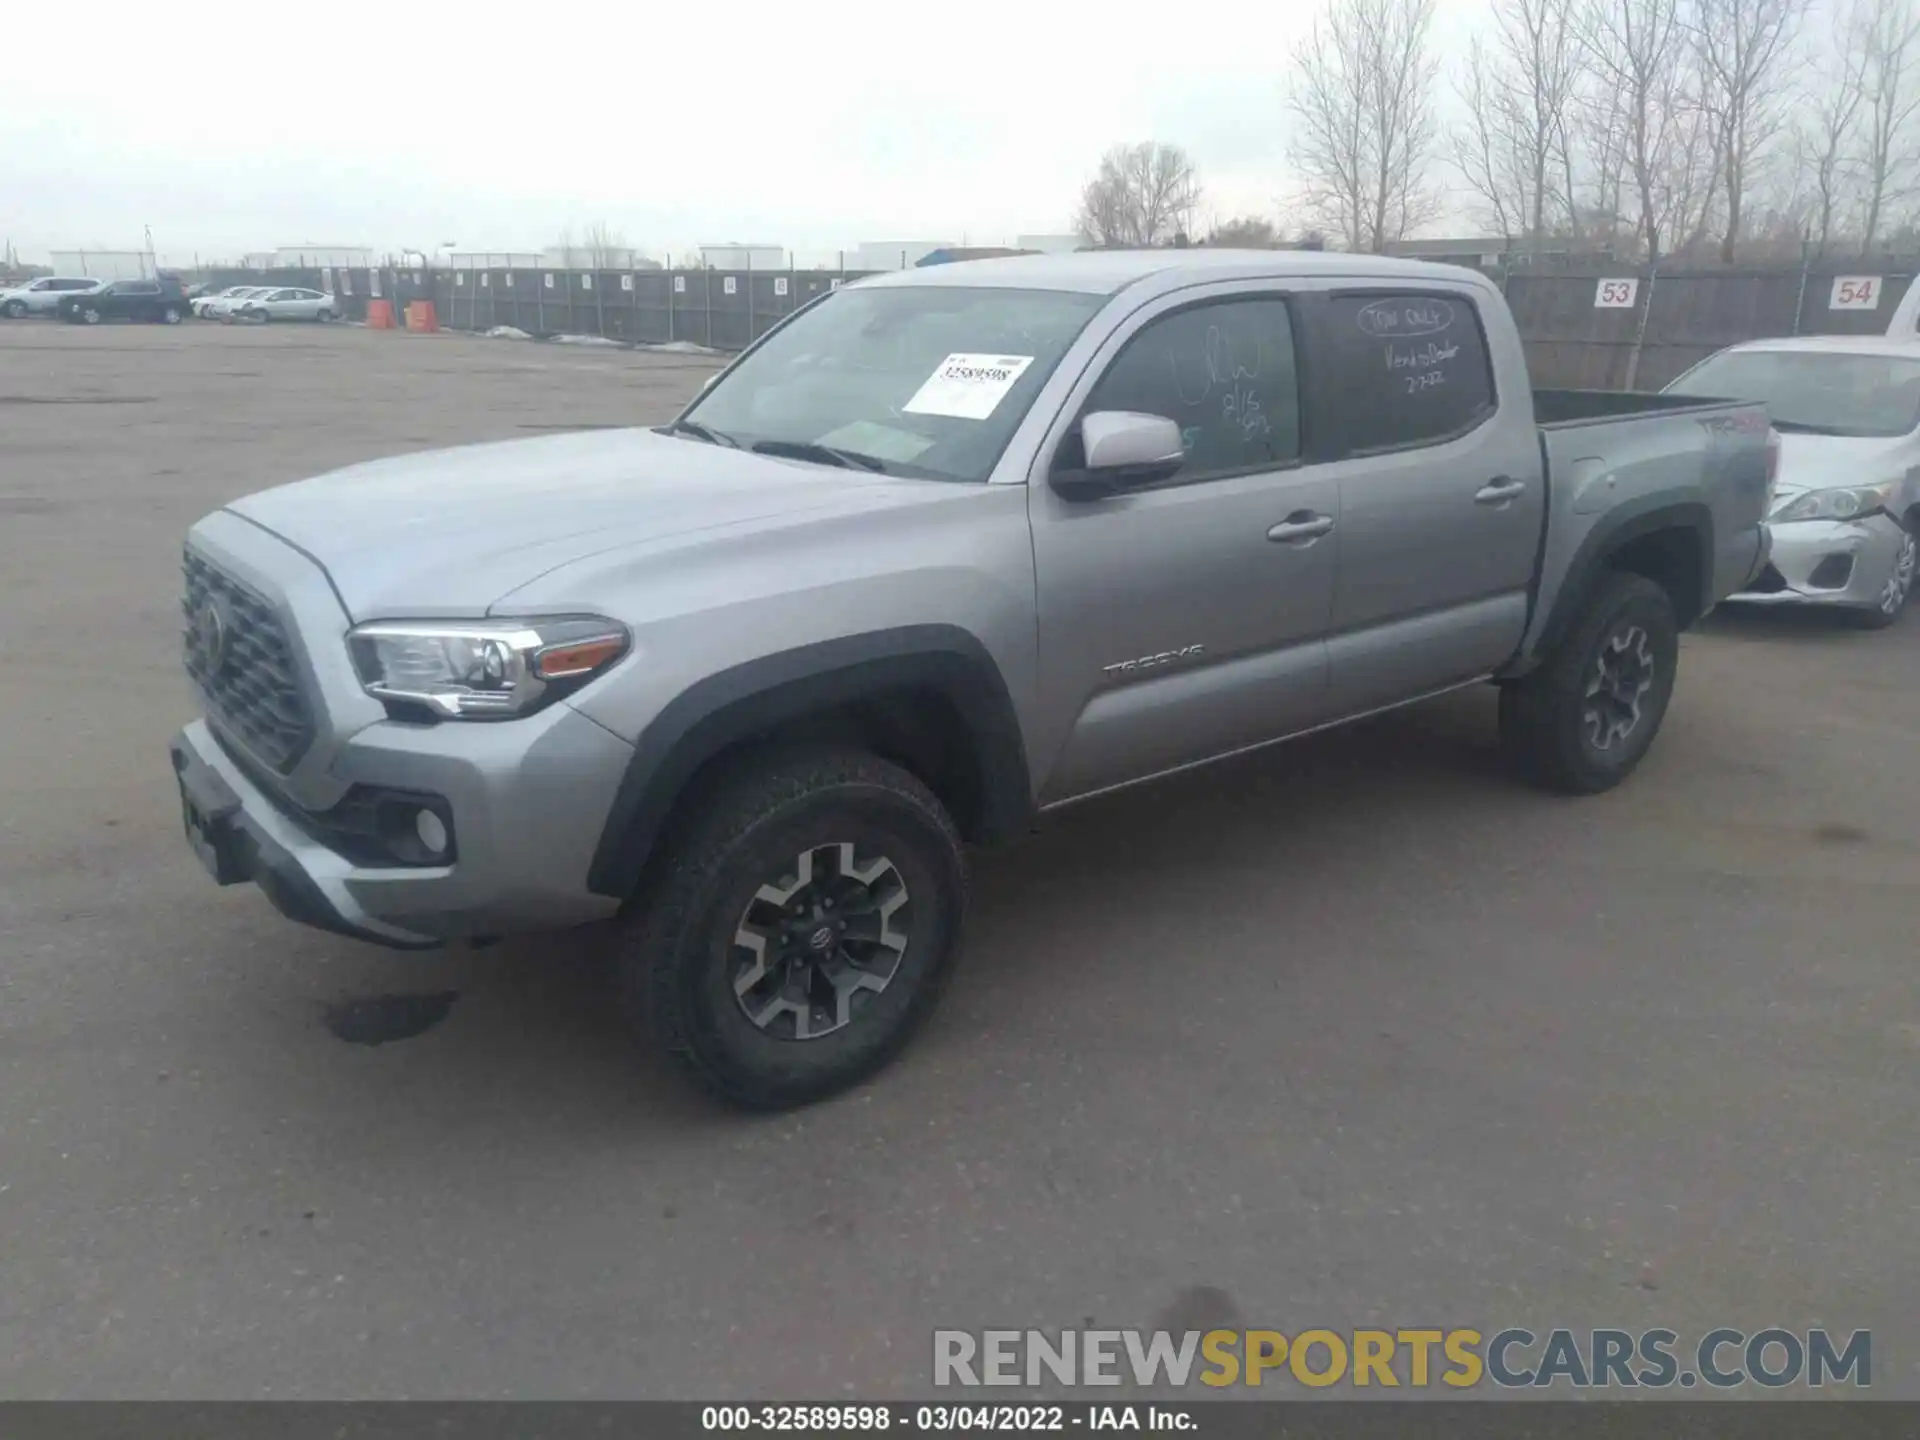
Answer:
[{"xmin": 48, "ymin": 249, "xmax": 155, "ymax": 280}]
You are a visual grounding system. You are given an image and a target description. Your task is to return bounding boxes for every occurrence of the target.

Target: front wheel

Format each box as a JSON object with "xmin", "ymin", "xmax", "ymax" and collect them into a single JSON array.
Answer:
[
  {"xmin": 160, "ymin": 305, "xmax": 182, "ymax": 325},
  {"xmin": 1, "ymin": 299, "xmax": 25, "ymax": 319},
  {"xmin": 1849, "ymin": 521, "xmax": 1915, "ymax": 629},
  {"xmin": 79, "ymin": 306, "xmax": 103, "ymax": 325},
  {"xmin": 1499, "ymin": 572, "xmax": 1680, "ymax": 794},
  {"xmin": 621, "ymin": 747, "xmax": 967, "ymax": 1110}
]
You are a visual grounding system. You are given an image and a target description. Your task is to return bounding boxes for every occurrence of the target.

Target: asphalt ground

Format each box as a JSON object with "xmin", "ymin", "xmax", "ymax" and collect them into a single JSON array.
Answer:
[{"xmin": 1, "ymin": 321, "xmax": 1915, "ymax": 1399}]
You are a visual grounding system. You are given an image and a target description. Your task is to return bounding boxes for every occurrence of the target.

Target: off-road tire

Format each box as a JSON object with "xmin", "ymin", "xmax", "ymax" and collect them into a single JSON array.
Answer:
[
  {"xmin": 1499, "ymin": 572, "xmax": 1679, "ymax": 794},
  {"xmin": 621, "ymin": 746, "xmax": 967, "ymax": 1110}
]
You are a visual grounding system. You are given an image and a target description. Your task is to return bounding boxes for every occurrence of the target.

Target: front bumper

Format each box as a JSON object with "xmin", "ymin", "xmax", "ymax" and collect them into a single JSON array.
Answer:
[
  {"xmin": 1723, "ymin": 513, "xmax": 1907, "ymax": 609},
  {"xmin": 169, "ymin": 705, "xmax": 633, "ymax": 949}
]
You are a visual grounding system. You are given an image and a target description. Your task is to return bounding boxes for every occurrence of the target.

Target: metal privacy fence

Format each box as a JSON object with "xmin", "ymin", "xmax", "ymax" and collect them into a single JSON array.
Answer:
[
  {"xmin": 276, "ymin": 260, "xmax": 1920, "ymax": 389},
  {"xmin": 1500, "ymin": 265, "xmax": 1917, "ymax": 390},
  {"xmin": 313, "ymin": 264, "xmax": 865, "ymax": 350}
]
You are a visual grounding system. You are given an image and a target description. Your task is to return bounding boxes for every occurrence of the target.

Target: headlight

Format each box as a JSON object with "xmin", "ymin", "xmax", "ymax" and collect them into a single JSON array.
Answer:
[
  {"xmin": 347, "ymin": 617, "xmax": 629, "ymax": 719},
  {"xmin": 1771, "ymin": 482, "xmax": 1895, "ymax": 523}
]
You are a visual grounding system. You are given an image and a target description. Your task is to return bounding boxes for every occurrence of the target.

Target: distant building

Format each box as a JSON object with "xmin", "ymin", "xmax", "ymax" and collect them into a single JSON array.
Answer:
[
  {"xmin": 446, "ymin": 252, "xmax": 546, "ymax": 270},
  {"xmin": 271, "ymin": 244, "xmax": 375, "ymax": 269},
  {"xmin": 48, "ymin": 249, "xmax": 156, "ymax": 280},
  {"xmin": 1385, "ymin": 236, "xmax": 1619, "ymax": 269},
  {"xmin": 698, "ymin": 244, "xmax": 786, "ymax": 271},
  {"xmin": 848, "ymin": 240, "xmax": 956, "ymax": 271},
  {"xmin": 542, "ymin": 245, "xmax": 660, "ymax": 271},
  {"xmin": 1015, "ymin": 233, "xmax": 1083, "ymax": 254}
]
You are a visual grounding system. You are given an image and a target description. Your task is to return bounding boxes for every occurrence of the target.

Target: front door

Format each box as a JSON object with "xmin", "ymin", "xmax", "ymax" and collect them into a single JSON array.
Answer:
[{"xmin": 1030, "ymin": 288, "xmax": 1339, "ymax": 804}]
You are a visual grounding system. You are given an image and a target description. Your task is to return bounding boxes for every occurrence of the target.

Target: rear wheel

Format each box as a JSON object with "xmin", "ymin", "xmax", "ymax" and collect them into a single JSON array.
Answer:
[
  {"xmin": 315, "ymin": 308, "xmax": 334, "ymax": 323},
  {"xmin": 1499, "ymin": 572, "xmax": 1679, "ymax": 794},
  {"xmin": 621, "ymin": 746, "xmax": 967, "ymax": 1110},
  {"xmin": 160, "ymin": 305, "xmax": 182, "ymax": 325}
]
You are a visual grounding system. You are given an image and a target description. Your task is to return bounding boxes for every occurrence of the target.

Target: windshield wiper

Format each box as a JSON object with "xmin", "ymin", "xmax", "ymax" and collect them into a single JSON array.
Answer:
[
  {"xmin": 1767, "ymin": 419, "xmax": 1849, "ymax": 435},
  {"xmin": 659, "ymin": 418, "xmax": 741, "ymax": 447},
  {"xmin": 750, "ymin": 439, "xmax": 891, "ymax": 473}
]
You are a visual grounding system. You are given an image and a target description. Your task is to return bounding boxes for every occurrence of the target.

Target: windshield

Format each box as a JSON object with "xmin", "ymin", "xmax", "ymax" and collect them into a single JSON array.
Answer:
[
  {"xmin": 680, "ymin": 285, "xmax": 1107, "ymax": 481},
  {"xmin": 1667, "ymin": 350, "xmax": 1920, "ymax": 437}
]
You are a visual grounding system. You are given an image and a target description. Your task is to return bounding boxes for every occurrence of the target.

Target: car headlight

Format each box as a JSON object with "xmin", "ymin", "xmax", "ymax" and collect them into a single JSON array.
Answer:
[
  {"xmin": 1771, "ymin": 482, "xmax": 1895, "ymax": 523},
  {"xmin": 347, "ymin": 617, "xmax": 629, "ymax": 719}
]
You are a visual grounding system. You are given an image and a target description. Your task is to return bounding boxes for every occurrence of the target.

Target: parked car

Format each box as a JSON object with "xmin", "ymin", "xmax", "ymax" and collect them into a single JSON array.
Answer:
[
  {"xmin": 168, "ymin": 251, "xmax": 1773, "ymax": 1108},
  {"xmin": 0, "ymin": 276, "xmax": 107, "ymax": 318},
  {"xmin": 1665, "ymin": 337, "xmax": 1919, "ymax": 627},
  {"xmin": 192, "ymin": 285, "xmax": 264, "ymax": 319},
  {"xmin": 57, "ymin": 278, "xmax": 190, "ymax": 325},
  {"xmin": 226, "ymin": 287, "xmax": 336, "ymax": 323}
]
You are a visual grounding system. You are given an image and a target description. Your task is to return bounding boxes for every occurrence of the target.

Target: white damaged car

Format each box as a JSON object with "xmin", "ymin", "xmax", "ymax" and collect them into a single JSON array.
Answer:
[{"xmin": 1666, "ymin": 337, "xmax": 1919, "ymax": 628}]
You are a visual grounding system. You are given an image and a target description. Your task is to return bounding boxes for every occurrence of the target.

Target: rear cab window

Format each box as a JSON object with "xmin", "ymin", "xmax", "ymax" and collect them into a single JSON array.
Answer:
[{"xmin": 1319, "ymin": 292, "xmax": 1497, "ymax": 454}]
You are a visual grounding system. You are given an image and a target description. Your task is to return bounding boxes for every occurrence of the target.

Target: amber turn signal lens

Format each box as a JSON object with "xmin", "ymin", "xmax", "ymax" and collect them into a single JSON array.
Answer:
[{"xmin": 531, "ymin": 635, "xmax": 626, "ymax": 680}]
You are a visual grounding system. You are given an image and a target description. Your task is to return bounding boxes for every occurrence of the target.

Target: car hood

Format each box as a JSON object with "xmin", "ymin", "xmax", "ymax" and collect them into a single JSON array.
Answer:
[
  {"xmin": 225, "ymin": 427, "xmax": 966, "ymax": 618},
  {"xmin": 1771, "ymin": 431, "xmax": 1914, "ymax": 500}
]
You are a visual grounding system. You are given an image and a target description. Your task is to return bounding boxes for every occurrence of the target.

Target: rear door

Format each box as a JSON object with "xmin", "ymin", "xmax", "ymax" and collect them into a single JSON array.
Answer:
[
  {"xmin": 1307, "ymin": 287, "xmax": 1544, "ymax": 715},
  {"xmin": 1028, "ymin": 283, "xmax": 1340, "ymax": 803}
]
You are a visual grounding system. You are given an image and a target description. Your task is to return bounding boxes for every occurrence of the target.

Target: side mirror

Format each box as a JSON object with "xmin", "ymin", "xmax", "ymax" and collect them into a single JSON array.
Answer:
[{"xmin": 1053, "ymin": 411, "xmax": 1186, "ymax": 501}]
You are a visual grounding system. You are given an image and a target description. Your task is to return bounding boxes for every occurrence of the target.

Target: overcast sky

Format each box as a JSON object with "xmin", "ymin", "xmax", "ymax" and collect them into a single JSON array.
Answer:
[{"xmin": 9, "ymin": 0, "xmax": 1494, "ymax": 267}]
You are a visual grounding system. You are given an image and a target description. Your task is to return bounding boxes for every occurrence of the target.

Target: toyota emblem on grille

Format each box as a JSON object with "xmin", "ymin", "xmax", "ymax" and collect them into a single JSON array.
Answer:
[{"xmin": 195, "ymin": 595, "xmax": 234, "ymax": 674}]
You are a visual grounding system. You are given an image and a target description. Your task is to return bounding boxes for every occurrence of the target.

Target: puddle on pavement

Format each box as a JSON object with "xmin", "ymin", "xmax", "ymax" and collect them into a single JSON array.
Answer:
[{"xmin": 324, "ymin": 992, "xmax": 458, "ymax": 1046}]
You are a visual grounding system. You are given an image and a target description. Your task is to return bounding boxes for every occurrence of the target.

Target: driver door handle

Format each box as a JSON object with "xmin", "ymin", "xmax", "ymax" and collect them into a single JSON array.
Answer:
[
  {"xmin": 1267, "ymin": 512, "xmax": 1336, "ymax": 544},
  {"xmin": 1475, "ymin": 476, "xmax": 1527, "ymax": 505}
]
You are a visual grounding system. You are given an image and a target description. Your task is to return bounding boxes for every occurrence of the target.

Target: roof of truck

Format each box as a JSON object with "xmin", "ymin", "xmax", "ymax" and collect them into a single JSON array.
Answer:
[{"xmin": 850, "ymin": 248, "xmax": 1488, "ymax": 295}]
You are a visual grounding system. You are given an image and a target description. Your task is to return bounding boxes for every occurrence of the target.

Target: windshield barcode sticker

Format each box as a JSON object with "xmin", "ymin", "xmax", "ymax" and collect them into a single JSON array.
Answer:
[{"xmin": 903, "ymin": 353, "xmax": 1035, "ymax": 420}]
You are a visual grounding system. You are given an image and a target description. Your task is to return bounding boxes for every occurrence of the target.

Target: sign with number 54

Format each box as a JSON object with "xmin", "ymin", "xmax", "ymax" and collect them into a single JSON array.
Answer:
[
  {"xmin": 1830, "ymin": 276, "xmax": 1881, "ymax": 309},
  {"xmin": 1594, "ymin": 278, "xmax": 1638, "ymax": 308}
]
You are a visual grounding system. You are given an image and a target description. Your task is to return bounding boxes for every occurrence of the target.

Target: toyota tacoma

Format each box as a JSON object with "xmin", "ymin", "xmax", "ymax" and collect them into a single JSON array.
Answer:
[{"xmin": 170, "ymin": 251, "xmax": 1775, "ymax": 1108}]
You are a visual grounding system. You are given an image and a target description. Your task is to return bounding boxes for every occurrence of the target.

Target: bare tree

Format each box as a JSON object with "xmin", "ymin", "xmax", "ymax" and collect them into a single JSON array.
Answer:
[
  {"xmin": 1452, "ymin": 0, "xmax": 1582, "ymax": 253},
  {"xmin": 1855, "ymin": 0, "xmax": 1920, "ymax": 251},
  {"xmin": 1800, "ymin": 40, "xmax": 1870, "ymax": 254},
  {"xmin": 1693, "ymin": 0, "xmax": 1805, "ymax": 260},
  {"xmin": 1578, "ymin": 0, "xmax": 1722, "ymax": 262},
  {"xmin": 1073, "ymin": 143, "xmax": 1202, "ymax": 248},
  {"xmin": 583, "ymin": 221, "xmax": 631, "ymax": 269},
  {"xmin": 1289, "ymin": 0, "xmax": 1443, "ymax": 251}
]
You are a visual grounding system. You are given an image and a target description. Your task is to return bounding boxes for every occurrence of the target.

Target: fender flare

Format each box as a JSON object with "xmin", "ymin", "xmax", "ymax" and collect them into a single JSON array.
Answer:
[
  {"xmin": 1526, "ymin": 497, "xmax": 1714, "ymax": 669},
  {"xmin": 586, "ymin": 625, "xmax": 1032, "ymax": 900}
]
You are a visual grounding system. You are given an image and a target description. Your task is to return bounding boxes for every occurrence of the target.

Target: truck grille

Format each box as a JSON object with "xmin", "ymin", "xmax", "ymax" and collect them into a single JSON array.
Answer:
[{"xmin": 181, "ymin": 550, "xmax": 314, "ymax": 772}]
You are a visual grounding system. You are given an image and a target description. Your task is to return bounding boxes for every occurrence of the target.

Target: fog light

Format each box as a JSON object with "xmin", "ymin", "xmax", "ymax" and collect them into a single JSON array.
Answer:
[{"xmin": 414, "ymin": 807, "xmax": 450, "ymax": 858}]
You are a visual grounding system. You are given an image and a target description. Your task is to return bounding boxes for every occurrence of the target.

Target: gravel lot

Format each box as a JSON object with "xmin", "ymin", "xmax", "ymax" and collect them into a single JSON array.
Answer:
[{"xmin": 1, "ymin": 322, "xmax": 1915, "ymax": 1399}]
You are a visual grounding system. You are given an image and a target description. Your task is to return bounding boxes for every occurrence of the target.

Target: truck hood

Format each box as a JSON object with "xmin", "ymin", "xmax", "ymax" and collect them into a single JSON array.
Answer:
[
  {"xmin": 226, "ymin": 428, "xmax": 957, "ymax": 618},
  {"xmin": 1771, "ymin": 431, "xmax": 1914, "ymax": 500}
]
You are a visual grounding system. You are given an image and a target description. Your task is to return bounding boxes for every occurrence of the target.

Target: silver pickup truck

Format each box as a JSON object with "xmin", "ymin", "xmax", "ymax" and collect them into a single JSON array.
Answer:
[{"xmin": 169, "ymin": 251, "xmax": 1773, "ymax": 1107}]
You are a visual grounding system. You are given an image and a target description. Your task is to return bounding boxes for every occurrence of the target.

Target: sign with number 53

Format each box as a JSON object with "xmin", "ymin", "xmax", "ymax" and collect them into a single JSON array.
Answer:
[
  {"xmin": 1594, "ymin": 278, "xmax": 1638, "ymax": 308},
  {"xmin": 1830, "ymin": 276, "xmax": 1881, "ymax": 309}
]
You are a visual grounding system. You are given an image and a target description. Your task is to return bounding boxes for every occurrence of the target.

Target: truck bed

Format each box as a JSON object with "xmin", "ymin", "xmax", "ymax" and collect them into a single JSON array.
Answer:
[
  {"xmin": 1513, "ymin": 389, "xmax": 1772, "ymax": 670},
  {"xmin": 1532, "ymin": 388, "xmax": 1739, "ymax": 427}
]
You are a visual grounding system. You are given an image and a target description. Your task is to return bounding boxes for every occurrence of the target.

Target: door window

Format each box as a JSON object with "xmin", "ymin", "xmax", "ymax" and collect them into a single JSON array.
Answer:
[
  {"xmin": 1321, "ymin": 292, "xmax": 1496, "ymax": 453},
  {"xmin": 1073, "ymin": 298, "xmax": 1301, "ymax": 482}
]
